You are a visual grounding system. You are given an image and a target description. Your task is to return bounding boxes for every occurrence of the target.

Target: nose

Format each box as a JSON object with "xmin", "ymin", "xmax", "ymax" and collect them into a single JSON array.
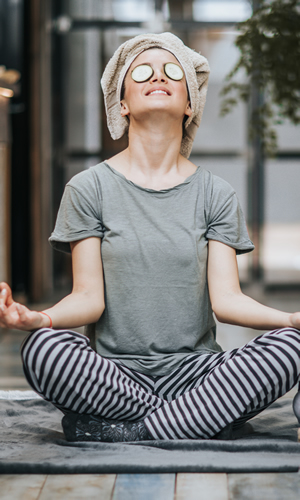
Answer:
[{"xmin": 149, "ymin": 67, "xmax": 167, "ymax": 83}]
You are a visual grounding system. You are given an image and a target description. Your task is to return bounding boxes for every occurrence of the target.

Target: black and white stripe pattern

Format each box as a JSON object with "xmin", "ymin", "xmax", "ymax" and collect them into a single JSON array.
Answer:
[
  {"xmin": 21, "ymin": 327, "xmax": 300, "ymax": 439},
  {"xmin": 21, "ymin": 329, "xmax": 163, "ymax": 420}
]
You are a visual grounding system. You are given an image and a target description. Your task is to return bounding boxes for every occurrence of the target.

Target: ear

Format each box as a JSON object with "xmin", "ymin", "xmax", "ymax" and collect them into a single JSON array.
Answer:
[
  {"xmin": 185, "ymin": 101, "xmax": 192, "ymax": 118},
  {"xmin": 120, "ymin": 100, "xmax": 130, "ymax": 118}
]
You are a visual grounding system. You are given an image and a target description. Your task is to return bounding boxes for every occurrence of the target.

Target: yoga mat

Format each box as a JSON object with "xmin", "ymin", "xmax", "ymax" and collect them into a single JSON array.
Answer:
[{"xmin": 0, "ymin": 392, "xmax": 299, "ymax": 473}]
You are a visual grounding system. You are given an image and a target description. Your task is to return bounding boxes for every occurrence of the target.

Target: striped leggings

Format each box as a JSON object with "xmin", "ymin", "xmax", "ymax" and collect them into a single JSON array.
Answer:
[{"xmin": 21, "ymin": 327, "xmax": 300, "ymax": 440}]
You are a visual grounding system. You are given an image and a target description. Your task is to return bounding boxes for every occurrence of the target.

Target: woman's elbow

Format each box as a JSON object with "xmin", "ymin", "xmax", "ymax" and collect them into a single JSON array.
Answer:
[
  {"xmin": 211, "ymin": 303, "xmax": 226, "ymax": 323},
  {"xmin": 210, "ymin": 294, "xmax": 236, "ymax": 323},
  {"xmin": 213, "ymin": 311, "xmax": 227, "ymax": 323},
  {"xmin": 75, "ymin": 288, "xmax": 105, "ymax": 323},
  {"xmin": 211, "ymin": 291, "xmax": 242, "ymax": 324},
  {"xmin": 93, "ymin": 299, "xmax": 105, "ymax": 322}
]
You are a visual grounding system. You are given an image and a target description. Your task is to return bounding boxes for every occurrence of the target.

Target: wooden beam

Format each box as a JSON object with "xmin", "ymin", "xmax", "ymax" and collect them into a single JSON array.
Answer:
[
  {"xmin": 0, "ymin": 474, "xmax": 46, "ymax": 500},
  {"xmin": 29, "ymin": 0, "xmax": 53, "ymax": 301},
  {"xmin": 168, "ymin": 0, "xmax": 193, "ymax": 20},
  {"xmin": 0, "ymin": 96, "xmax": 11, "ymax": 284},
  {"xmin": 113, "ymin": 474, "xmax": 175, "ymax": 500},
  {"xmin": 41, "ymin": 474, "xmax": 116, "ymax": 499},
  {"xmin": 176, "ymin": 473, "xmax": 229, "ymax": 500},
  {"xmin": 228, "ymin": 472, "xmax": 300, "ymax": 499}
]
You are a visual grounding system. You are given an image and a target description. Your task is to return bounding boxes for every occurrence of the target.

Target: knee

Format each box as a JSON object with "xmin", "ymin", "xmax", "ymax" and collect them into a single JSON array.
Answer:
[
  {"xmin": 255, "ymin": 328, "xmax": 300, "ymax": 361},
  {"xmin": 262, "ymin": 328, "xmax": 300, "ymax": 366},
  {"xmin": 269, "ymin": 327, "xmax": 300, "ymax": 343},
  {"xmin": 21, "ymin": 328, "xmax": 87, "ymax": 376},
  {"xmin": 21, "ymin": 328, "xmax": 56, "ymax": 374}
]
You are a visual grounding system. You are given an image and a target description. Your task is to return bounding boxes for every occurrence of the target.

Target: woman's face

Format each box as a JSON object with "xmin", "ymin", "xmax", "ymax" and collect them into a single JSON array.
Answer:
[{"xmin": 120, "ymin": 48, "xmax": 192, "ymax": 123}]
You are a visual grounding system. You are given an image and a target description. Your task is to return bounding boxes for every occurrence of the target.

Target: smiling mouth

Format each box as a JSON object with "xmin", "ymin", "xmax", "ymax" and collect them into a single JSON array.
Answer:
[{"xmin": 147, "ymin": 90, "xmax": 169, "ymax": 96}]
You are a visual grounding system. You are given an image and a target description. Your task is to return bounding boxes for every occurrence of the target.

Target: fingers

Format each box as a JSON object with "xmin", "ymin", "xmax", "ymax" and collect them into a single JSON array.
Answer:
[
  {"xmin": 0, "ymin": 284, "xmax": 39, "ymax": 331},
  {"xmin": 0, "ymin": 302, "xmax": 17, "ymax": 329},
  {"xmin": 16, "ymin": 304, "xmax": 27, "ymax": 322},
  {"xmin": 0, "ymin": 303, "xmax": 6, "ymax": 317},
  {"xmin": 0, "ymin": 286, "xmax": 7, "ymax": 308},
  {"xmin": 0, "ymin": 282, "xmax": 13, "ymax": 307},
  {"xmin": 0, "ymin": 302, "xmax": 41, "ymax": 331}
]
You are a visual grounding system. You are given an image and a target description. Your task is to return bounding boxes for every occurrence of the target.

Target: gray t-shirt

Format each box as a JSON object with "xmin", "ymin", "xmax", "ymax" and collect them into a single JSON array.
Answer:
[{"xmin": 49, "ymin": 162, "xmax": 254, "ymax": 376}]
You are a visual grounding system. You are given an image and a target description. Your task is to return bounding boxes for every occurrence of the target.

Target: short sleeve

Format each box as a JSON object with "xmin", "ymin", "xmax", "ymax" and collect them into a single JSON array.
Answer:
[
  {"xmin": 49, "ymin": 183, "xmax": 104, "ymax": 254},
  {"xmin": 205, "ymin": 175, "xmax": 254, "ymax": 255}
]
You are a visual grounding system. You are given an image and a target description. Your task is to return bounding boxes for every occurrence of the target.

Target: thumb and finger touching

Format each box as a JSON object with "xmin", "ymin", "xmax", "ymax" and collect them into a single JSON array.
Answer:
[
  {"xmin": 0, "ymin": 282, "xmax": 14, "ymax": 307},
  {"xmin": 0, "ymin": 298, "xmax": 35, "ymax": 330}
]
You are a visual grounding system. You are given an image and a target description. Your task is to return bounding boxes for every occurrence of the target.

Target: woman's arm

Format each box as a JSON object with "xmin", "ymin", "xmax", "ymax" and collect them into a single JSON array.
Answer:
[
  {"xmin": 207, "ymin": 239, "xmax": 300, "ymax": 330},
  {"xmin": 0, "ymin": 237, "xmax": 105, "ymax": 331}
]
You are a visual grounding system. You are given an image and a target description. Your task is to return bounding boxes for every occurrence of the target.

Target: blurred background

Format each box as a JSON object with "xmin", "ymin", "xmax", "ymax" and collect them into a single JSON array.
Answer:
[{"xmin": 0, "ymin": 0, "xmax": 299, "ymax": 302}]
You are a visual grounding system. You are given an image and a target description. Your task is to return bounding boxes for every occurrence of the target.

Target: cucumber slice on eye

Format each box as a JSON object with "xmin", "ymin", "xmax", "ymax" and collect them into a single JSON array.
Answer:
[
  {"xmin": 164, "ymin": 63, "xmax": 184, "ymax": 81},
  {"xmin": 131, "ymin": 64, "xmax": 153, "ymax": 82}
]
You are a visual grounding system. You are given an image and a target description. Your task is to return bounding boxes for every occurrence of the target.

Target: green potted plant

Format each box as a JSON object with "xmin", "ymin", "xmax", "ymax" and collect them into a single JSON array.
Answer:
[{"xmin": 220, "ymin": 0, "xmax": 300, "ymax": 155}]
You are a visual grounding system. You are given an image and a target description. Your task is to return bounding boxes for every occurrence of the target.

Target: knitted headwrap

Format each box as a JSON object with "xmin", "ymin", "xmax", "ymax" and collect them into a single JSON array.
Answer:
[{"xmin": 101, "ymin": 32, "xmax": 210, "ymax": 158}]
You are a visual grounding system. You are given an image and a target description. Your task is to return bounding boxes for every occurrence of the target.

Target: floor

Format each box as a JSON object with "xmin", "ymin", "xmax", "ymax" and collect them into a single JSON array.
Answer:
[
  {"xmin": 0, "ymin": 287, "xmax": 300, "ymax": 499},
  {"xmin": 0, "ymin": 472, "xmax": 300, "ymax": 499}
]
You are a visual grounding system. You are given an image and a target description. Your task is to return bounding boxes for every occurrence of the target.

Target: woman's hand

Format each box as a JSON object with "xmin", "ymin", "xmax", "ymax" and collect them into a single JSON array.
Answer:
[
  {"xmin": 1, "ymin": 238, "xmax": 104, "ymax": 331},
  {"xmin": 0, "ymin": 282, "xmax": 49, "ymax": 331},
  {"xmin": 290, "ymin": 312, "xmax": 300, "ymax": 330}
]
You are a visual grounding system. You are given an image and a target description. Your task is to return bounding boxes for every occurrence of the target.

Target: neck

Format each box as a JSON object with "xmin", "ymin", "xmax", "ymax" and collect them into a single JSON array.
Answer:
[
  {"xmin": 107, "ymin": 115, "xmax": 196, "ymax": 190},
  {"xmin": 122, "ymin": 116, "xmax": 183, "ymax": 177}
]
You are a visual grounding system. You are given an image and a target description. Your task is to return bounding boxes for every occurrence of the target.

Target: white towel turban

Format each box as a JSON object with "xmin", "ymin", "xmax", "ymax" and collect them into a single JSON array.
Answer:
[{"xmin": 101, "ymin": 32, "xmax": 210, "ymax": 158}]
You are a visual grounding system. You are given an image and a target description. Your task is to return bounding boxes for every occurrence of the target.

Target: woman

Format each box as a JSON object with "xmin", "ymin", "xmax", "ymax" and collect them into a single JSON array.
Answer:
[{"xmin": 1, "ymin": 33, "xmax": 300, "ymax": 442}]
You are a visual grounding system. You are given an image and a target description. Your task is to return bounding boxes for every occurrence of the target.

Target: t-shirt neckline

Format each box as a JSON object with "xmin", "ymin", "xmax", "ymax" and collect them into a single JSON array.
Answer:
[{"xmin": 103, "ymin": 161, "xmax": 200, "ymax": 194}]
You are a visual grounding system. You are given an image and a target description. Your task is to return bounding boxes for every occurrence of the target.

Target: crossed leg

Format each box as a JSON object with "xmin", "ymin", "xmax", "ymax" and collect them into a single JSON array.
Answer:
[
  {"xmin": 145, "ymin": 328, "xmax": 300, "ymax": 438},
  {"xmin": 21, "ymin": 327, "xmax": 300, "ymax": 440},
  {"xmin": 21, "ymin": 328, "xmax": 163, "ymax": 421}
]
